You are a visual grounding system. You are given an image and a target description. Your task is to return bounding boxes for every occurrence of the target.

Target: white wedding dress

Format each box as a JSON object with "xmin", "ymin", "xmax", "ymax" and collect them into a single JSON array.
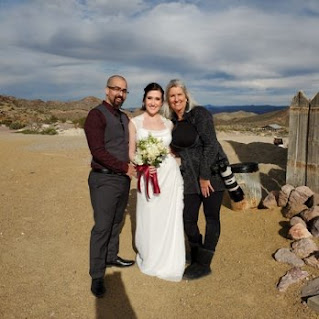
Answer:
[{"xmin": 131, "ymin": 114, "xmax": 185, "ymax": 282}]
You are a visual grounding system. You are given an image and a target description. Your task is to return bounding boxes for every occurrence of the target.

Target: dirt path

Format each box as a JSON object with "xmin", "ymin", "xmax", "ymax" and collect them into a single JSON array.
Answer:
[{"xmin": 0, "ymin": 130, "xmax": 318, "ymax": 319}]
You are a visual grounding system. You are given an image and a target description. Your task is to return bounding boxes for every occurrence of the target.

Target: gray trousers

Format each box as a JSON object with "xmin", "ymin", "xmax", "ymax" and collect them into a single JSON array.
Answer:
[{"xmin": 88, "ymin": 171, "xmax": 131, "ymax": 279}]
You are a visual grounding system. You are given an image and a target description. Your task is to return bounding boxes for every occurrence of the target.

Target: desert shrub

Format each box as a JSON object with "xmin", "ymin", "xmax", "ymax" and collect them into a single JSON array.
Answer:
[
  {"xmin": 43, "ymin": 115, "xmax": 59, "ymax": 124},
  {"xmin": 41, "ymin": 127, "xmax": 58, "ymax": 135},
  {"xmin": 17, "ymin": 127, "xmax": 58, "ymax": 135},
  {"xmin": 1, "ymin": 119, "xmax": 13, "ymax": 127},
  {"xmin": 73, "ymin": 116, "xmax": 86, "ymax": 128},
  {"xmin": 9, "ymin": 121, "xmax": 26, "ymax": 130},
  {"xmin": 17, "ymin": 129, "xmax": 38, "ymax": 135}
]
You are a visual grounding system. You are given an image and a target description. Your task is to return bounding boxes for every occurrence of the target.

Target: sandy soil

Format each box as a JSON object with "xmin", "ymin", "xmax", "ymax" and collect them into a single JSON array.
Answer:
[{"xmin": 1, "ymin": 128, "xmax": 318, "ymax": 319}]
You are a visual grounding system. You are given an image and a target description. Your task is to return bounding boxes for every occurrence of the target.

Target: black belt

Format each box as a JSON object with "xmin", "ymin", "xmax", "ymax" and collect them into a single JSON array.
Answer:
[{"xmin": 92, "ymin": 168, "xmax": 125, "ymax": 176}]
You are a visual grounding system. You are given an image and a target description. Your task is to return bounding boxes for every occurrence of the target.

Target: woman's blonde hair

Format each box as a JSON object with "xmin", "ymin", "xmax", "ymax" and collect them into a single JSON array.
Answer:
[{"xmin": 162, "ymin": 79, "xmax": 198, "ymax": 119}]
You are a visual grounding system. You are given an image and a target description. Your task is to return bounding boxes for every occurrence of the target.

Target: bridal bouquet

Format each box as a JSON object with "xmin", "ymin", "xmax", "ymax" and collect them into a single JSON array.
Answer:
[
  {"xmin": 134, "ymin": 134, "xmax": 169, "ymax": 199},
  {"xmin": 134, "ymin": 134, "xmax": 169, "ymax": 167}
]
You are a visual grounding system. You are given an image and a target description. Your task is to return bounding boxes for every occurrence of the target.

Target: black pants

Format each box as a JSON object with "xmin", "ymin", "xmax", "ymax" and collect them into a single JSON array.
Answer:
[
  {"xmin": 183, "ymin": 191, "xmax": 224, "ymax": 251},
  {"xmin": 88, "ymin": 171, "xmax": 130, "ymax": 279}
]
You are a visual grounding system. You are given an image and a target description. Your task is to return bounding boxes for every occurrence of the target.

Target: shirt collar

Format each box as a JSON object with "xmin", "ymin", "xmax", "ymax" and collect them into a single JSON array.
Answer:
[{"xmin": 103, "ymin": 100, "xmax": 121, "ymax": 116}]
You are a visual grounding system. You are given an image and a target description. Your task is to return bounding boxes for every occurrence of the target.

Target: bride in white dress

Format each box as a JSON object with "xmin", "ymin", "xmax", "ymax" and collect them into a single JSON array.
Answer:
[{"xmin": 128, "ymin": 82, "xmax": 185, "ymax": 282}]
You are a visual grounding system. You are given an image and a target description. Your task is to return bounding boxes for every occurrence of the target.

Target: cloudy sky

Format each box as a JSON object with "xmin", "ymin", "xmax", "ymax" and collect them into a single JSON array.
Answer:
[{"xmin": 0, "ymin": 0, "xmax": 318, "ymax": 108}]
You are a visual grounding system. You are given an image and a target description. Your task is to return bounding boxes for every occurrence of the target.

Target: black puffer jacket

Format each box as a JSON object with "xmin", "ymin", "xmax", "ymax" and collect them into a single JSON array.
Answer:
[{"xmin": 171, "ymin": 106, "xmax": 227, "ymax": 194}]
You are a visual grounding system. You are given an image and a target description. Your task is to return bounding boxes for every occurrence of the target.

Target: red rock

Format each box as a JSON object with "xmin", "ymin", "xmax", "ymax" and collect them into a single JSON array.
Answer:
[
  {"xmin": 295, "ymin": 186, "xmax": 314, "ymax": 202},
  {"xmin": 274, "ymin": 248, "xmax": 304, "ymax": 267},
  {"xmin": 277, "ymin": 267, "xmax": 309, "ymax": 292},
  {"xmin": 309, "ymin": 217, "xmax": 319, "ymax": 237},
  {"xmin": 300, "ymin": 206, "xmax": 319, "ymax": 222},
  {"xmin": 289, "ymin": 186, "xmax": 314, "ymax": 207},
  {"xmin": 262, "ymin": 191, "xmax": 278, "ymax": 209},
  {"xmin": 282, "ymin": 202, "xmax": 308, "ymax": 219},
  {"xmin": 289, "ymin": 216, "xmax": 306, "ymax": 228},
  {"xmin": 304, "ymin": 253, "xmax": 319, "ymax": 269},
  {"xmin": 278, "ymin": 184, "xmax": 294, "ymax": 207},
  {"xmin": 301, "ymin": 276, "xmax": 319, "ymax": 299},
  {"xmin": 288, "ymin": 223, "xmax": 312, "ymax": 240},
  {"xmin": 291, "ymin": 238, "xmax": 318, "ymax": 259},
  {"xmin": 307, "ymin": 295, "xmax": 319, "ymax": 313},
  {"xmin": 312, "ymin": 194, "xmax": 319, "ymax": 206}
]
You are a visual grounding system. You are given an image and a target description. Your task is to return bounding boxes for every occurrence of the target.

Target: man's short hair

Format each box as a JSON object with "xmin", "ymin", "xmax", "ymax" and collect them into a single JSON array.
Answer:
[{"xmin": 106, "ymin": 75, "xmax": 127, "ymax": 88}]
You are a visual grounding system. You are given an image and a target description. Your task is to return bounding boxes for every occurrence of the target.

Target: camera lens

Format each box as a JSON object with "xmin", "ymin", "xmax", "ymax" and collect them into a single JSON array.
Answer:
[{"xmin": 220, "ymin": 165, "xmax": 244, "ymax": 202}]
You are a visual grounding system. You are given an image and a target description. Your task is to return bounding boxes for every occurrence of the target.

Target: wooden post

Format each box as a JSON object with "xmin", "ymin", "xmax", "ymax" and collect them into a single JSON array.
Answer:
[
  {"xmin": 286, "ymin": 91, "xmax": 310, "ymax": 187},
  {"xmin": 306, "ymin": 92, "xmax": 319, "ymax": 193}
]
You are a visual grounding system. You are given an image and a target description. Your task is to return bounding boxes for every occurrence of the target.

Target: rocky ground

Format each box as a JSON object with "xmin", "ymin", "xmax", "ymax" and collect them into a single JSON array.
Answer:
[{"xmin": 1, "ymin": 127, "xmax": 319, "ymax": 319}]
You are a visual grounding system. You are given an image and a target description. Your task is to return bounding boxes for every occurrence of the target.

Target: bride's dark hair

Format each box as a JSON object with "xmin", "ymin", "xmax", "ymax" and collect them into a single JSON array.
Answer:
[{"xmin": 141, "ymin": 82, "xmax": 164, "ymax": 110}]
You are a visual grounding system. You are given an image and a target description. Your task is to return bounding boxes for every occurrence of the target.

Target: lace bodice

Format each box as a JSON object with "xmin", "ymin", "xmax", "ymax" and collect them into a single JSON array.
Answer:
[{"xmin": 131, "ymin": 114, "xmax": 173, "ymax": 147}]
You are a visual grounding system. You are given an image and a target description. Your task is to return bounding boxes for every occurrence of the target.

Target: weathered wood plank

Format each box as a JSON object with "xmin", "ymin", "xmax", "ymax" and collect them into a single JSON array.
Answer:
[
  {"xmin": 286, "ymin": 91, "xmax": 310, "ymax": 187},
  {"xmin": 306, "ymin": 92, "xmax": 319, "ymax": 193}
]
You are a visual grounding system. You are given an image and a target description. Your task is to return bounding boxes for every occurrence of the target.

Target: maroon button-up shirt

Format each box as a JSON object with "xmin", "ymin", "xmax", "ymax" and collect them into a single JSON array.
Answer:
[{"xmin": 84, "ymin": 101, "xmax": 129, "ymax": 174}]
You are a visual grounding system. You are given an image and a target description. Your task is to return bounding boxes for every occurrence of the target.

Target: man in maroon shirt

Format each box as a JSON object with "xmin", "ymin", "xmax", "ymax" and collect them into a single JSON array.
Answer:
[{"xmin": 84, "ymin": 75, "xmax": 135, "ymax": 298}]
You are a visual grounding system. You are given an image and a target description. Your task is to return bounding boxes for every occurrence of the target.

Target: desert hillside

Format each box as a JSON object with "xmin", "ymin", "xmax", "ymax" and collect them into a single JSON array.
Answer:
[
  {"xmin": 213, "ymin": 110, "xmax": 257, "ymax": 121},
  {"xmin": 0, "ymin": 95, "xmax": 102, "ymax": 124},
  {"xmin": 214, "ymin": 107, "xmax": 289, "ymax": 125},
  {"xmin": 0, "ymin": 94, "xmax": 289, "ymax": 136}
]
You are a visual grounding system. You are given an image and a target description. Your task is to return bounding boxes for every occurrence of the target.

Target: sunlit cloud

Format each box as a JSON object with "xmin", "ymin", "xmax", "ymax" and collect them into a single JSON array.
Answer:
[{"xmin": 0, "ymin": 0, "xmax": 318, "ymax": 106}]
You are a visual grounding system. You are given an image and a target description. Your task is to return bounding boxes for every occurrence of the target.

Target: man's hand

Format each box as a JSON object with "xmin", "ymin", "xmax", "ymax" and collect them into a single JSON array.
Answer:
[{"xmin": 126, "ymin": 163, "xmax": 136, "ymax": 179}]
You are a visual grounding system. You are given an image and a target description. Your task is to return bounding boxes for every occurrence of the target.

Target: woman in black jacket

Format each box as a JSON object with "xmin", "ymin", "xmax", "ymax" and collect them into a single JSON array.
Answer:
[{"xmin": 162, "ymin": 79, "xmax": 241, "ymax": 280}]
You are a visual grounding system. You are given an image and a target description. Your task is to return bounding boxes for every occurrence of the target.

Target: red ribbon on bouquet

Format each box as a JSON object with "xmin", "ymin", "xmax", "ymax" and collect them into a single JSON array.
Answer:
[{"xmin": 136, "ymin": 165, "xmax": 160, "ymax": 199}]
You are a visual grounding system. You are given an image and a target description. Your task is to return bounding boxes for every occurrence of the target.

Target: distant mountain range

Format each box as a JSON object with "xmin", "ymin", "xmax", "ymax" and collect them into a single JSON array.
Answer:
[
  {"xmin": 127, "ymin": 104, "xmax": 288, "ymax": 115},
  {"xmin": 0, "ymin": 94, "xmax": 289, "ymax": 129},
  {"xmin": 0, "ymin": 94, "xmax": 286, "ymax": 115},
  {"xmin": 204, "ymin": 105, "xmax": 287, "ymax": 115}
]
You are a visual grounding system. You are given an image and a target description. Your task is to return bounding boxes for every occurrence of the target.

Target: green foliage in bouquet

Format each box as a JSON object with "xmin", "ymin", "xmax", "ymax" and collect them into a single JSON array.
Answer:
[{"xmin": 134, "ymin": 134, "xmax": 169, "ymax": 167}]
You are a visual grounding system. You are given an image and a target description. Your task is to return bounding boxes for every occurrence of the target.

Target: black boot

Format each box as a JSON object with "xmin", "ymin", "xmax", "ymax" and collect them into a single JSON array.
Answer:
[
  {"xmin": 186, "ymin": 244, "xmax": 199, "ymax": 264},
  {"xmin": 183, "ymin": 247, "xmax": 214, "ymax": 280},
  {"xmin": 185, "ymin": 235, "xmax": 202, "ymax": 264}
]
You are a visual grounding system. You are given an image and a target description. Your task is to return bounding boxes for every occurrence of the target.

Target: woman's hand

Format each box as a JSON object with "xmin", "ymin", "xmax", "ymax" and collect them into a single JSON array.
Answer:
[
  {"xmin": 149, "ymin": 165, "xmax": 157, "ymax": 177},
  {"xmin": 169, "ymin": 148, "xmax": 181, "ymax": 166},
  {"xmin": 200, "ymin": 178, "xmax": 214, "ymax": 198}
]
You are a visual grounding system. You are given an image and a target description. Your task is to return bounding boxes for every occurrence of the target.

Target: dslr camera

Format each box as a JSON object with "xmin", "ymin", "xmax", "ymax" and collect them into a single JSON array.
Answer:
[{"xmin": 218, "ymin": 159, "xmax": 244, "ymax": 202}]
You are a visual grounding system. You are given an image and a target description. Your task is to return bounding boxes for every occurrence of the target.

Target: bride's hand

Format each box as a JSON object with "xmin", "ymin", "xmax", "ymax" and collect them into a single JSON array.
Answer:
[{"xmin": 149, "ymin": 166, "xmax": 157, "ymax": 177}]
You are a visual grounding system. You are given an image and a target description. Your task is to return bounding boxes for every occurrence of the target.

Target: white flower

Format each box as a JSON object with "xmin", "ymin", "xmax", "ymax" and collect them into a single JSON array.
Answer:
[{"xmin": 134, "ymin": 134, "xmax": 169, "ymax": 167}]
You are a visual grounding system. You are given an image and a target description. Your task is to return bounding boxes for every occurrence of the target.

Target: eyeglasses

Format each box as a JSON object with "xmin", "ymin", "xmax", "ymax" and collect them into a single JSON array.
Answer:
[{"xmin": 107, "ymin": 86, "xmax": 129, "ymax": 94}]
